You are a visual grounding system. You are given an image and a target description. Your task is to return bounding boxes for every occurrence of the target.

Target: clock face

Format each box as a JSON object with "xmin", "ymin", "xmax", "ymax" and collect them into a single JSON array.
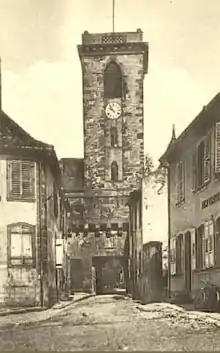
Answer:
[{"xmin": 105, "ymin": 102, "xmax": 122, "ymax": 120}]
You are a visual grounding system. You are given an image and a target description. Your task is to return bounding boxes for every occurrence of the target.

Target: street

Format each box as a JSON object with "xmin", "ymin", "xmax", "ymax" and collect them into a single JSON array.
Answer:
[{"xmin": 0, "ymin": 295, "xmax": 220, "ymax": 351}]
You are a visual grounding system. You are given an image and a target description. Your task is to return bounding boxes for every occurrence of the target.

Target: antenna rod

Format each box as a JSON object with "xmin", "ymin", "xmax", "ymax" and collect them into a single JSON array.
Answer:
[{"xmin": 113, "ymin": 0, "xmax": 115, "ymax": 32}]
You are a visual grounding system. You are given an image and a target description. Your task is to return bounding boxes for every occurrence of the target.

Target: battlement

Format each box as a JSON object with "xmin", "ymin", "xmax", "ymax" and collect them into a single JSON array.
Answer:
[{"xmin": 81, "ymin": 29, "xmax": 144, "ymax": 45}]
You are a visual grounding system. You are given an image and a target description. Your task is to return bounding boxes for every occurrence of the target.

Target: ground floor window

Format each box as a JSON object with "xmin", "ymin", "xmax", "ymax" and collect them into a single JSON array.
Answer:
[{"xmin": 8, "ymin": 223, "xmax": 36, "ymax": 267}]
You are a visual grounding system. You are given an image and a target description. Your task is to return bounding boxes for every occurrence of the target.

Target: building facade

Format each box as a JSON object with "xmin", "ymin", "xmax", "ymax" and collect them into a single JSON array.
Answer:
[
  {"xmin": 160, "ymin": 93, "xmax": 220, "ymax": 300},
  {"xmin": 61, "ymin": 29, "xmax": 148, "ymax": 294},
  {"xmin": 0, "ymin": 109, "xmax": 65, "ymax": 308},
  {"xmin": 127, "ymin": 187, "xmax": 143, "ymax": 299}
]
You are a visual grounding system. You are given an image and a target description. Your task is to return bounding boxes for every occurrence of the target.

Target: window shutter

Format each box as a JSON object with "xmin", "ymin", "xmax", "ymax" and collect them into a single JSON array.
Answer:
[
  {"xmin": 10, "ymin": 161, "xmax": 21, "ymax": 197},
  {"xmin": 192, "ymin": 151, "xmax": 197, "ymax": 191},
  {"xmin": 191, "ymin": 228, "xmax": 196, "ymax": 270},
  {"xmin": 204, "ymin": 134, "xmax": 211, "ymax": 183},
  {"xmin": 204, "ymin": 222, "xmax": 209, "ymax": 268},
  {"xmin": 180, "ymin": 162, "xmax": 185, "ymax": 202},
  {"xmin": 170, "ymin": 238, "xmax": 176, "ymax": 275},
  {"xmin": 208, "ymin": 220, "xmax": 214, "ymax": 267},
  {"xmin": 22, "ymin": 162, "xmax": 35, "ymax": 198},
  {"xmin": 215, "ymin": 122, "xmax": 220, "ymax": 174},
  {"xmin": 176, "ymin": 164, "xmax": 180, "ymax": 203}
]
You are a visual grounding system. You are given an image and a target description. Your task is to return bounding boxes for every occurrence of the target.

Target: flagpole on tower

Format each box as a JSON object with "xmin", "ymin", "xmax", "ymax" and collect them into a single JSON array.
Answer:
[{"xmin": 112, "ymin": 0, "xmax": 115, "ymax": 32}]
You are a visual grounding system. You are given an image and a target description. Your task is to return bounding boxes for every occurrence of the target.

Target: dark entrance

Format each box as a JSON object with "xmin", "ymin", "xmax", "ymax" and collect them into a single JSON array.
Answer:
[
  {"xmin": 184, "ymin": 231, "xmax": 191, "ymax": 293},
  {"xmin": 70, "ymin": 258, "xmax": 84, "ymax": 292},
  {"xmin": 92, "ymin": 255, "xmax": 127, "ymax": 295}
]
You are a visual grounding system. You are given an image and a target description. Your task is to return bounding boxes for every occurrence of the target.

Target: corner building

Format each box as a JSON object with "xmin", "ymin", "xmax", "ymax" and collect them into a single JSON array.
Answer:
[{"xmin": 64, "ymin": 30, "xmax": 148, "ymax": 293}]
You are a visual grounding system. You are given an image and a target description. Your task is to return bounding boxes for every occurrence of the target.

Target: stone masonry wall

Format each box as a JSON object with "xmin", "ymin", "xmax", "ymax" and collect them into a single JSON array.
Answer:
[{"xmin": 81, "ymin": 53, "xmax": 145, "ymax": 224}]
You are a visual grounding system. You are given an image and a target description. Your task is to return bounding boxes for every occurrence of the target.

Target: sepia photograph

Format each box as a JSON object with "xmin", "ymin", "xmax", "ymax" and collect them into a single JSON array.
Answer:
[{"xmin": 0, "ymin": 0, "xmax": 220, "ymax": 351}]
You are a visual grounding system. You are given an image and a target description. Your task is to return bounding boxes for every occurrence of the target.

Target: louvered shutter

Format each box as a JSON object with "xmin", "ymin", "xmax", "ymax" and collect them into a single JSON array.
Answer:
[
  {"xmin": 191, "ymin": 228, "xmax": 196, "ymax": 270},
  {"xmin": 180, "ymin": 162, "xmax": 185, "ymax": 202},
  {"xmin": 208, "ymin": 220, "xmax": 214, "ymax": 267},
  {"xmin": 170, "ymin": 238, "xmax": 176, "ymax": 275},
  {"xmin": 204, "ymin": 134, "xmax": 211, "ymax": 183},
  {"xmin": 10, "ymin": 160, "xmax": 21, "ymax": 197},
  {"xmin": 204, "ymin": 222, "xmax": 209, "ymax": 268},
  {"xmin": 192, "ymin": 151, "xmax": 197, "ymax": 191},
  {"xmin": 22, "ymin": 161, "xmax": 35, "ymax": 198},
  {"xmin": 176, "ymin": 164, "xmax": 181, "ymax": 203},
  {"xmin": 215, "ymin": 122, "xmax": 220, "ymax": 174}
]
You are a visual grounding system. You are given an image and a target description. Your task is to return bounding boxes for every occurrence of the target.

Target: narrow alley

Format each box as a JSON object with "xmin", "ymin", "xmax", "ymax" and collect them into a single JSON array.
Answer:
[{"xmin": 0, "ymin": 295, "xmax": 220, "ymax": 351}]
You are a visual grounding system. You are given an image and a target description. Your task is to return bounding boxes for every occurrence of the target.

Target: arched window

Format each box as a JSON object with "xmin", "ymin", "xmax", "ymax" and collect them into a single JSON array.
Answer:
[
  {"xmin": 111, "ymin": 127, "xmax": 118, "ymax": 147},
  {"xmin": 198, "ymin": 141, "xmax": 204, "ymax": 187},
  {"xmin": 104, "ymin": 62, "xmax": 122, "ymax": 99},
  {"xmin": 111, "ymin": 161, "xmax": 119, "ymax": 182}
]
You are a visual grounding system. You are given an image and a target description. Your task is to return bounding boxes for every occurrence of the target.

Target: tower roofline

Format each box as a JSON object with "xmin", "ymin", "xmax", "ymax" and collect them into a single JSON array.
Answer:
[
  {"xmin": 81, "ymin": 29, "xmax": 144, "ymax": 45},
  {"xmin": 77, "ymin": 30, "xmax": 149, "ymax": 74}
]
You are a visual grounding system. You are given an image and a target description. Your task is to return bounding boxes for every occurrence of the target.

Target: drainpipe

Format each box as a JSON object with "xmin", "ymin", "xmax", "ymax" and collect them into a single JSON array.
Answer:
[
  {"xmin": 39, "ymin": 162, "xmax": 44, "ymax": 307},
  {"xmin": 167, "ymin": 165, "xmax": 171, "ymax": 299}
]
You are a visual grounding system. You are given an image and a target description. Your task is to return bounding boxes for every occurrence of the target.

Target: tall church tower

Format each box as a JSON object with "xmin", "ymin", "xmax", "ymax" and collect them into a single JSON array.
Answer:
[{"xmin": 78, "ymin": 30, "xmax": 148, "ymax": 228}]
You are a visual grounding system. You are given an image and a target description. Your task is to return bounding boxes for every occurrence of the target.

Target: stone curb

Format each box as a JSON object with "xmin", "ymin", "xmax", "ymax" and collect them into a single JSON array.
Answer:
[{"xmin": 0, "ymin": 293, "xmax": 94, "ymax": 317}]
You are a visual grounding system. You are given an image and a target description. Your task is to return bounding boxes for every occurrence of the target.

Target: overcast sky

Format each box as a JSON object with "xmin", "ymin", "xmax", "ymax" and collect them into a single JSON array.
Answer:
[{"xmin": 0, "ymin": 0, "xmax": 219, "ymax": 165}]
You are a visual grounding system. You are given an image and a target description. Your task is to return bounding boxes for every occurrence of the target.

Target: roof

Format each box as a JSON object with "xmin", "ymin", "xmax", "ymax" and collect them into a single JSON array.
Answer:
[
  {"xmin": 0, "ymin": 109, "xmax": 61, "ymax": 181},
  {"xmin": 159, "ymin": 92, "xmax": 220, "ymax": 164}
]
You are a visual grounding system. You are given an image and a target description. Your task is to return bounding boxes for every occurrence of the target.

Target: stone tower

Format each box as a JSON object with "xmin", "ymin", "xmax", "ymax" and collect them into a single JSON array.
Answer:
[
  {"xmin": 78, "ymin": 29, "xmax": 148, "ymax": 228},
  {"xmin": 63, "ymin": 29, "xmax": 149, "ymax": 293}
]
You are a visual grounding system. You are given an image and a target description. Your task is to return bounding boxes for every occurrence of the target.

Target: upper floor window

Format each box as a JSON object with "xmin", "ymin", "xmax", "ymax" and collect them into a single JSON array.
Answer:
[
  {"xmin": 7, "ymin": 160, "xmax": 35, "ymax": 201},
  {"xmin": 53, "ymin": 182, "xmax": 58, "ymax": 219},
  {"xmin": 192, "ymin": 134, "xmax": 211, "ymax": 191},
  {"xmin": 111, "ymin": 126, "xmax": 118, "ymax": 147},
  {"xmin": 8, "ymin": 223, "xmax": 36, "ymax": 267},
  {"xmin": 104, "ymin": 62, "xmax": 122, "ymax": 99},
  {"xmin": 176, "ymin": 161, "xmax": 185, "ymax": 204},
  {"xmin": 111, "ymin": 161, "xmax": 119, "ymax": 182}
]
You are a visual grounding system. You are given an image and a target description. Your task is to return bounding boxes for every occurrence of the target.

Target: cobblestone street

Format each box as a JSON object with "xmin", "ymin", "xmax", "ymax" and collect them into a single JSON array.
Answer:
[{"xmin": 0, "ymin": 295, "xmax": 220, "ymax": 351}]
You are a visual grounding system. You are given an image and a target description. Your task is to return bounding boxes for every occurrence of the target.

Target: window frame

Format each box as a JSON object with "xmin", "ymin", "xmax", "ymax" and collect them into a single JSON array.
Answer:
[
  {"xmin": 176, "ymin": 160, "xmax": 185, "ymax": 205},
  {"xmin": 192, "ymin": 133, "xmax": 211, "ymax": 192},
  {"xmin": 111, "ymin": 161, "xmax": 119, "ymax": 182},
  {"xmin": 7, "ymin": 223, "xmax": 36, "ymax": 268},
  {"xmin": 104, "ymin": 61, "xmax": 123, "ymax": 99},
  {"xmin": 7, "ymin": 159, "xmax": 35, "ymax": 202}
]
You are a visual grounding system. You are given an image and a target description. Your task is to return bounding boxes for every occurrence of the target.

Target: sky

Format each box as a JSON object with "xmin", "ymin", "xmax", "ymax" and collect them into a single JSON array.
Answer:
[{"xmin": 0, "ymin": 0, "xmax": 220, "ymax": 166}]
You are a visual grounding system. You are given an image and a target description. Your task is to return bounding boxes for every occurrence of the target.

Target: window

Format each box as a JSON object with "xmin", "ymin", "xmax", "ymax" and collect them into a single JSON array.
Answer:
[
  {"xmin": 8, "ymin": 223, "xmax": 36, "ymax": 267},
  {"xmin": 192, "ymin": 134, "xmax": 211, "ymax": 191},
  {"xmin": 138, "ymin": 251, "xmax": 142, "ymax": 275},
  {"xmin": 197, "ymin": 141, "xmax": 205, "ymax": 187},
  {"xmin": 53, "ymin": 182, "xmax": 58, "ymax": 218},
  {"xmin": 104, "ymin": 232, "xmax": 115, "ymax": 249},
  {"xmin": 176, "ymin": 161, "xmax": 185, "ymax": 204},
  {"xmin": 196, "ymin": 225, "xmax": 204, "ymax": 270},
  {"xmin": 170, "ymin": 238, "xmax": 176, "ymax": 275},
  {"xmin": 204, "ymin": 221, "xmax": 214, "ymax": 268},
  {"xmin": 176, "ymin": 234, "xmax": 183, "ymax": 275},
  {"xmin": 111, "ymin": 161, "xmax": 119, "ymax": 182},
  {"xmin": 104, "ymin": 62, "xmax": 122, "ymax": 99},
  {"xmin": 7, "ymin": 160, "xmax": 35, "ymax": 200},
  {"xmin": 215, "ymin": 217, "xmax": 220, "ymax": 267},
  {"xmin": 111, "ymin": 127, "xmax": 118, "ymax": 147}
]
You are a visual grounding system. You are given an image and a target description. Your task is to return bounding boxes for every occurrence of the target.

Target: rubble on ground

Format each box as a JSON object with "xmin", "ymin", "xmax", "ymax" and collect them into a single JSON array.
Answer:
[{"xmin": 136, "ymin": 302, "xmax": 220, "ymax": 330}]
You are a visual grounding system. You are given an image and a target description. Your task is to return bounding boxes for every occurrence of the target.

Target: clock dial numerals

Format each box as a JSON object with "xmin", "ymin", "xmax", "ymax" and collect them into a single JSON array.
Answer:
[{"xmin": 105, "ymin": 102, "xmax": 122, "ymax": 120}]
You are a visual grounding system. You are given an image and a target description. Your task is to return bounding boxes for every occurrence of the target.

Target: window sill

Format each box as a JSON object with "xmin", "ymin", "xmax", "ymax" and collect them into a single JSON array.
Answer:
[
  {"xmin": 192, "ymin": 266, "xmax": 215, "ymax": 273},
  {"xmin": 7, "ymin": 196, "xmax": 36, "ymax": 203},
  {"xmin": 192, "ymin": 181, "xmax": 209, "ymax": 195},
  {"xmin": 175, "ymin": 199, "xmax": 185, "ymax": 207}
]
